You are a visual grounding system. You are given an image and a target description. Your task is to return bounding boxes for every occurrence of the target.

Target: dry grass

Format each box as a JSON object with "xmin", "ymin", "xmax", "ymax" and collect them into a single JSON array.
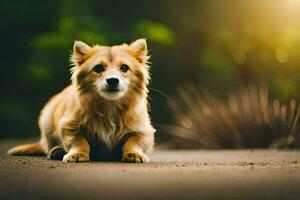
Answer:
[{"xmin": 166, "ymin": 85, "xmax": 300, "ymax": 149}]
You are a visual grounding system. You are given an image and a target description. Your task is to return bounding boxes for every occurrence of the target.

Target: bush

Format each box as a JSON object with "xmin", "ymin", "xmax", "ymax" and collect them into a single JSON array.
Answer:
[{"xmin": 167, "ymin": 85, "xmax": 300, "ymax": 149}]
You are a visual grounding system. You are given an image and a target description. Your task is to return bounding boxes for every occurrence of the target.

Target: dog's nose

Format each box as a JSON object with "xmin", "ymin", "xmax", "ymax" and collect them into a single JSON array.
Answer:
[{"xmin": 106, "ymin": 78, "xmax": 119, "ymax": 89}]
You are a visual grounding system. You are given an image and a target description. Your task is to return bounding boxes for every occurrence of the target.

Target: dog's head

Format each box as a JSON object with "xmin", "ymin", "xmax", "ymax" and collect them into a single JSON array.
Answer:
[{"xmin": 71, "ymin": 39, "xmax": 150, "ymax": 101}]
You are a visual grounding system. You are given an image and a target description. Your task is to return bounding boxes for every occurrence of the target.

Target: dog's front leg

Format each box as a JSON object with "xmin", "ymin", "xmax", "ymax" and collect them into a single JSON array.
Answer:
[
  {"xmin": 62, "ymin": 136, "xmax": 90, "ymax": 162},
  {"xmin": 122, "ymin": 133, "xmax": 153, "ymax": 163},
  {"xmin": 60, "ymin": 122, "xmax": 90, "ymax": 163}
]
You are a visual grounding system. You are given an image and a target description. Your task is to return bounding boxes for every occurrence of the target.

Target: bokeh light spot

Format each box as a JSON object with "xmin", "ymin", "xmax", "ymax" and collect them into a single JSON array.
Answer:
[{"xmin": 275, "ymin": 48, "xmax": 289, "ymax": 63}]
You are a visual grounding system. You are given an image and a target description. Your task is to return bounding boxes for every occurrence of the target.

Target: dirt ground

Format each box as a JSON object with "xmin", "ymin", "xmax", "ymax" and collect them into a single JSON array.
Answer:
[{"xmin": 0, "ymin": 139, "xmax": 300, "ymax": 200}]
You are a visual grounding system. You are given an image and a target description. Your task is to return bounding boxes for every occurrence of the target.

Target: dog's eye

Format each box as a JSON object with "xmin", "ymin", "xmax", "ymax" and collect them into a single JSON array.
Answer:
[
  {"xmin": 120, "ymin": 64, "xmax": 129, "ymax": 73},
  {"xmin": 93, "ymin": 64, "xmax": 105, "ymax": 73}
]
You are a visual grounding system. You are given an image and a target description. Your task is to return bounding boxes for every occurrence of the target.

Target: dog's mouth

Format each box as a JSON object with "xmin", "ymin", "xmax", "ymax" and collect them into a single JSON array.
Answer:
[
  {"xmin": 97, "ymin": 83, "xmax": 127, "ymax": 100},
  {"xmin": 99, "ymin": 88, "xmax": 126, "ymax": 101},
  {"xmin": 104, "ymin": 88, "xmax": 122, "ymax": 93}
]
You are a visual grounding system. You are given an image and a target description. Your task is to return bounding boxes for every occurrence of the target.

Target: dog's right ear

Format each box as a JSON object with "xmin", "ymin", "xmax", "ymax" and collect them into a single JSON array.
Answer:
[{"xmin": 71, "ymin": 41, "xmax": 92, "ymax": 66}]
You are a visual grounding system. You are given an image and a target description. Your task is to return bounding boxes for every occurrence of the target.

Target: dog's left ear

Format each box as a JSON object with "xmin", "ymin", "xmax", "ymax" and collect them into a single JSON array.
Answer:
[
  {"xmin": 71, "ymin": 41, "xmax": 92, "ymax": 66},
  {"xmin": 130, "ymin": 39, "xmax": 149, "ymax": 63}
]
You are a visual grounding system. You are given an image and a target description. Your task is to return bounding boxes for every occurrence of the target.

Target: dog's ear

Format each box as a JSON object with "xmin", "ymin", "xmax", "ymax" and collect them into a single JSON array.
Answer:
[
  {"xmin": 130, "ymin": 38, "xmax": 149, "ymax": 63},
  {"xmin": 71, "ymin": 41, "xmax": 92, "ymax": 66}
]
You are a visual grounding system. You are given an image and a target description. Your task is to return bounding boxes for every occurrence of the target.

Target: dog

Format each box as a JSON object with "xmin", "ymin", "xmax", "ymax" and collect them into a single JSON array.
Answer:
[{"xmin": 7, "ymin": 39, "xmax": 156, "ymax": 163}]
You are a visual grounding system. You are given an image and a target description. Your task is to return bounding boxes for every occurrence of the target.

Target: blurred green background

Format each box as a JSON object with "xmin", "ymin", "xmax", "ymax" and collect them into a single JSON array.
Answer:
[{"xmin": 1, "ymin": 0, "xmax": 300, "ymax": 145}]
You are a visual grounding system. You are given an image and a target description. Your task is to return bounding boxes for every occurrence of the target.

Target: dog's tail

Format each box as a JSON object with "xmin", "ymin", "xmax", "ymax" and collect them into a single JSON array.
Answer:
[{"xmin": 7, "ymin": 141, "xmax": 45, "ymax": 156}]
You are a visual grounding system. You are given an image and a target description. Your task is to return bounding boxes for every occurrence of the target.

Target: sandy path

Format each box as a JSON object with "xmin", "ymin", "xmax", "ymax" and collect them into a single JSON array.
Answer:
[{"xmin": 0, "ymin": 139, "xmax": 300, "ymax": 200}]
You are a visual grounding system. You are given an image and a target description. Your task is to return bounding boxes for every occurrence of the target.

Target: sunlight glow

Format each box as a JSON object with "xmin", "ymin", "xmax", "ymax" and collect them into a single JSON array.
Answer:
[{"xmin": 285, "ymin": 0, "xmax": 300, "ymax": 8}]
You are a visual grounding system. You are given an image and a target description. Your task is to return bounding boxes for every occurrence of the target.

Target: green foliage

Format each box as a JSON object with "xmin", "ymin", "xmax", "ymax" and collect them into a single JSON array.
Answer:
[
  {"xmin": 199, "ymin": 48, "xmax": 236, "ymax": 81},
  {"xmin": 136, "ymin": 20, "xmax": 175, "ymax": 45},
  {"xmin": 26, "ymin": 63, "xmax": 53, "ymax": 82}
]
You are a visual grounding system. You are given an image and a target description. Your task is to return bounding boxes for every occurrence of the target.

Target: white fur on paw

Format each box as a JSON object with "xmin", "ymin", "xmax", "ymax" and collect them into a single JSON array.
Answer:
[
  {"xmin": 63, "ymin": 152, "xmax": 90, "ymax": 162},
  {"xmin": 122, "ymin": 151, "xmax": 149, "ymax": 163}
]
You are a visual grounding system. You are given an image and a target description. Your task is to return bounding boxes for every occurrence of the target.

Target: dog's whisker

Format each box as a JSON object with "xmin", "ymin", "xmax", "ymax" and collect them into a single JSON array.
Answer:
[{"xmin": 149, "ymin": 87, "xmax": 170, "ymax": 101}]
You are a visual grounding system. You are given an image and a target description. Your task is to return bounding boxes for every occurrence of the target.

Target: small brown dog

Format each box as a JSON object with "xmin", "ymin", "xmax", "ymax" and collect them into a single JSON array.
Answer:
[{"xmin": 7, "ymin": 39, "xmax": 156, "ymax": 163}]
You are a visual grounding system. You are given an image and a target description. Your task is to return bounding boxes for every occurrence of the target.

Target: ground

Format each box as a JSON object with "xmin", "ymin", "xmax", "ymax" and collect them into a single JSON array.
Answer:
[{"xmin": 0, "ymin": 139, "xmax": 300, "ymax": 200}]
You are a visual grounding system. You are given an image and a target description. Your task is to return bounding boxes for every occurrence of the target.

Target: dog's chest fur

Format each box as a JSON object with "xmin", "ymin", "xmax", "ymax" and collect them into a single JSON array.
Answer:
[
  {"xmin": 93, "ymin": 120, "xmax": 118, "ymax": 150},
  {"xmin": 84, "ymin": 111, "xmax": 124, "ymax": 151},
  {"xmin": 79, "ymin": 98, "xmax": 129, "ymax": 151}
]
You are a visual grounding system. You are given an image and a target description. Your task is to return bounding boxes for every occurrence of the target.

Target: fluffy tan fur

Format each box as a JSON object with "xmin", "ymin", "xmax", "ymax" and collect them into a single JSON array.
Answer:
[{"xmin": 7, "ymin": 39, "xmax": 156, "ymax": 163}]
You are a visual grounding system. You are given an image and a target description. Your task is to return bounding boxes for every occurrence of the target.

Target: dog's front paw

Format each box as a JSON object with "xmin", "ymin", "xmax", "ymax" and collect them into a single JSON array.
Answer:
[
  {"xmin": 122, "ymin": 151, "xmax": 149, "ymax": 163},
  {"xmin": 63, "ymin": 152, "xmax": 90, "ymax": 163}
]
